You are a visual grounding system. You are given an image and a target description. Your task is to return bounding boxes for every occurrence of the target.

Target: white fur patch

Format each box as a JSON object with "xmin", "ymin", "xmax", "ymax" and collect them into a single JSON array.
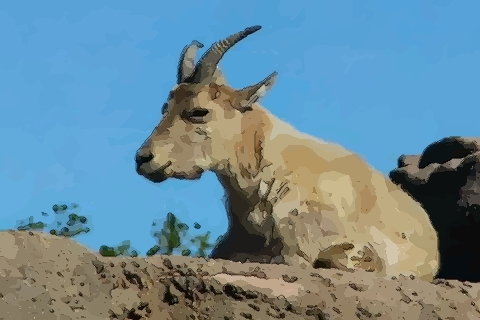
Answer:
[
  {"xmin": 258, "ymin": 180, "xmax": 270, "ymax": 198},
  {"xmin": 369, "ymin": 226, "xmax": 400, "ymax": 266}
]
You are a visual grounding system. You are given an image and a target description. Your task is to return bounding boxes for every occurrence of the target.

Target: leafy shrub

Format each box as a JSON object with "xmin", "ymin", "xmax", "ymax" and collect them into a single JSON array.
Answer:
[
  {"xmin": 147, "ymin": 212, "xmax": 222, "ymax": 258},
  {"xmin": 16, "ymin": 202, "xmax": 90, "ymax": 237},
  {"xmin": 14, "ymin": 203, "xmax": 221, "ymax": 259}
]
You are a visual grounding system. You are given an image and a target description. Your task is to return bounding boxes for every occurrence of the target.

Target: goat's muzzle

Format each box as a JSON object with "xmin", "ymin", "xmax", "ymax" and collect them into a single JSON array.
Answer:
[{"xmin": 135, "ymin": 151, "xmax": 171, "ymax": 183}]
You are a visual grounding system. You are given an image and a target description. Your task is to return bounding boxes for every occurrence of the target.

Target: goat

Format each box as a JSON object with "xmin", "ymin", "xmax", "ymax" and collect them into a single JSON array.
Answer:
[{"xmin": 135, "ymin": 26, "xmax": 439, "ymax": 281}]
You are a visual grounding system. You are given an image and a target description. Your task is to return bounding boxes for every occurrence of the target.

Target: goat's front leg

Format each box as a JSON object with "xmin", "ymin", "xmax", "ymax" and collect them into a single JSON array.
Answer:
[{"xmin": 210, "ymin": 227, "xmax": 272, "ymax": 263}]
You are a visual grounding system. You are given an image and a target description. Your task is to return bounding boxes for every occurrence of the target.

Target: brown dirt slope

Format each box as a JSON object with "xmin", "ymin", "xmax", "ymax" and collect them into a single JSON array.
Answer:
[{"xmin": 1, "ymin": 230, "xmax": 480, "ymax": 319}]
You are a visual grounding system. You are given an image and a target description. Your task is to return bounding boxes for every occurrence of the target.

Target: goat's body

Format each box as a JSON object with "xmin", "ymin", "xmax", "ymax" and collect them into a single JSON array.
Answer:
[
  {"xmin": 136, "ymin": 25, "xmax": 439, "ymax": 282},
  {"xmin": 212, "ymin": 105, "xmax": 439, "ymax": 282}
]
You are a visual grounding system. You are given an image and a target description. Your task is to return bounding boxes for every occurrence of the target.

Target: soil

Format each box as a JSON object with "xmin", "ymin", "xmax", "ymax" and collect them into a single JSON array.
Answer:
[{"xmin": 1, "ymin": 230, "xmax": 480, "ymax": 319}]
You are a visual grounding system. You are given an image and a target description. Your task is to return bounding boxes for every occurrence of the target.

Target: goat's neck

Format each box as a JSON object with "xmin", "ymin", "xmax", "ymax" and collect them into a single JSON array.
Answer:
[
  {"xmin": 214, "ymin": 162, "xmax": 264, "ymax": 201},
  {"xmin": 214, "ymin": 106, "xmax": 292, "ymax": 204}
]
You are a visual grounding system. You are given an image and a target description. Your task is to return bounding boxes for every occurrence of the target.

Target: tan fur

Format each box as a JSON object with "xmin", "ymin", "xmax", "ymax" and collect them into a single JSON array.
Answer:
[
  {"xmin": 234, "ymin": 109, "xmax": 269, "ymax": 180},
  {"xmin": 214, "ymin": 105, "xmax": 439, "ymax": 281},
  {"xmin": 136, "ymin": 51, "xmax": 439, "ymax": 282}
]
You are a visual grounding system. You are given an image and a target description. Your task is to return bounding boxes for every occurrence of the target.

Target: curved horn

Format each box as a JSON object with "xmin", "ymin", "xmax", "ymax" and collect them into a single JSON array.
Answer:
[
  {"xmin": 177, "ymin": 40, "xmax": 204, "ymax": 84},
  {"xmin": 185, "ymin": 26, "xmax": 262, "ymax": 84}
]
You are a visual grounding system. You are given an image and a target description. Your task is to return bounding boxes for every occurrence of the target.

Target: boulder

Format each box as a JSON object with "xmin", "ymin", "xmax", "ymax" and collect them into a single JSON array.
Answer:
[{"xmin": 390, "ymin": 136, "xmax": 480, "ymax": 282}]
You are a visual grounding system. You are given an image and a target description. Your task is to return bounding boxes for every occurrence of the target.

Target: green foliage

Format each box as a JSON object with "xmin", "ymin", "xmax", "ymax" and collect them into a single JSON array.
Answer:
[
  {"xmin": 17, "ymin": 216, "xmax": 46, "ymax": 231},
  {"xmin": 99, "ymin": 240, "xmax": 138, "ymax": 258},
  {"xmin": 147, "ymin": 212, "xmax": 221, "ymax": 258},
  {"xmin": 15, "ymin": 203, "xmax": 223, "ymax": 259},
  {"xmin": 148, "ymin": 212, "xmax": 187, "ymax": 256},
  {"xmin": 16, "ymin": 202, "xmax": 90, "ymax": 237}
]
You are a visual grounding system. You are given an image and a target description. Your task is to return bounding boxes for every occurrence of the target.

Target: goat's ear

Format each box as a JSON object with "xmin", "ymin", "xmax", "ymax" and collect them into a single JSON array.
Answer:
[{"xmin": 235, "ymin": 72, "xmax": 278, "ymax": 113}]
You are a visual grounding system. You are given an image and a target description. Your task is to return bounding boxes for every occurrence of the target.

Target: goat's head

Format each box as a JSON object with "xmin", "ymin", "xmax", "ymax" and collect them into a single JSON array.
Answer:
[{"xmin": 135, "ymin": 26, "xmax": 277, "ymax": 183}]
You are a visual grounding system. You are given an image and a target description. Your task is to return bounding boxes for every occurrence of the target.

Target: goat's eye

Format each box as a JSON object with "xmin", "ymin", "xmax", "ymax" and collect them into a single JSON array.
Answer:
[
  {"xmin": 186, "ymin": 108, "xmax": 209, "ymax": 123},
  {"xmin": 161, "ymin": 103, "xmax": 168, "ymax": 115}
]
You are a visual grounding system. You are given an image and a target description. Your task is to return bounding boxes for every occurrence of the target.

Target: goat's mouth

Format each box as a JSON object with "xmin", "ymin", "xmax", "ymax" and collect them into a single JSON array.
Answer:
[
  {"xmin": 171, "ymin": 167, "xmax": 205, "ymax": 181},
  {"xmin": 144, "ymin": 171, "xmax": 169, "ymax": 183},
  {"xmin": 137, "ymin": 161, "xmax": 205, "ymax": 183},
  {"xmin": 136, "ymin": 160, "xmax": 172, "ymax": 183}
]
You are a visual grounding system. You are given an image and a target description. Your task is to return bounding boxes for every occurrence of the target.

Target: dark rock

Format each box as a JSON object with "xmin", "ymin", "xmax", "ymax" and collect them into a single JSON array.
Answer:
[{"xmin": 390, "ymin": 136, "xmax": 480, "ymax": 282}]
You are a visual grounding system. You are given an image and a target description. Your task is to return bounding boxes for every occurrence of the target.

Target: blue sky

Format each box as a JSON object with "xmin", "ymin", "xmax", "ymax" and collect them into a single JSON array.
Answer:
[{"xmin": 1, "ymin": 0, "xmax": 479, "ymax": 256}]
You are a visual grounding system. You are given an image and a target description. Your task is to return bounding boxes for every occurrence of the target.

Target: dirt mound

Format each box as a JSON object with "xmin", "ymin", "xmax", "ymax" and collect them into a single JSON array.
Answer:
[
  {"xmin": 1, "ymin": 230, "xmax": 480, "ymax": 319},
  {"xmin": 390, "ymin": 136, "xmax": 480, "ymax": 282}
]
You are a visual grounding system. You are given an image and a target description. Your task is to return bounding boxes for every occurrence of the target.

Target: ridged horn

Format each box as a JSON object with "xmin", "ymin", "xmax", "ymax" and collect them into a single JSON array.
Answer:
[{"xmin": 185, "ymin": 26, "xmax": 262, "ymax": 84}]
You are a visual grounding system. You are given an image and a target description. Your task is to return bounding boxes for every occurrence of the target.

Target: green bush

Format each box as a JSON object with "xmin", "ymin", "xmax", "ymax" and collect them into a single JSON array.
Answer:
[
  {"xmin": 16, "ymin": 202, "xmax": 90, "ymax": 237},
  {"xmin": 15, "ymin": 203, "xmax": 221, "ymax": 259},
  {"xmin": 99, "ymin": 240, "xmax": 138, "ymax": 258},
  {"xmin": 147, "ymin": 212, "xmax": 222, "ymax": 258}
]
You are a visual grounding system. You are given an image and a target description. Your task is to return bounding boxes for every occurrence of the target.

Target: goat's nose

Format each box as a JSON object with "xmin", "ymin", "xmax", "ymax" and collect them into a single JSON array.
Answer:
[{"xmin": 135, "ymin": 152, "xmax": 154, "ymax": 167}]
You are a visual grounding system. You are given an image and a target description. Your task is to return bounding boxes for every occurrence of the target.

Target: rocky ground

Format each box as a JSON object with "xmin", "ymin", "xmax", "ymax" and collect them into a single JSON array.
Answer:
[{"xmin": 1, "ymin": 230, "xmax": 480, "ymax": 320}]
